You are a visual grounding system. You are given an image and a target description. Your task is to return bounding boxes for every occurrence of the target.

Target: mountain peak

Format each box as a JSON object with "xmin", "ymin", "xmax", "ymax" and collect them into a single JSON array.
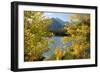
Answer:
[
  {"xmin": 51, "ymin": 18, "xmax": 65, "ymax": 25},
  {"xmin": 48, "ymin": 18, "xmax": 65, "ymax": 31}
]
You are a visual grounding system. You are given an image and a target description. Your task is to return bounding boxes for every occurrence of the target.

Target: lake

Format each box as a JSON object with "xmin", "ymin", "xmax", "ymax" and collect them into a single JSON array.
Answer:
[{"xmin": 43, "ymin": 36, "xmax": 72, "ymax": 59}]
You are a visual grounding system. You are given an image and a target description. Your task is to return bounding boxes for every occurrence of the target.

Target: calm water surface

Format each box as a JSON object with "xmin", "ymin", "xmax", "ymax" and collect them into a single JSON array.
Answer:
[{"xmin": 43, "ymin": 36, "xmax": 72, "ymax": 59}]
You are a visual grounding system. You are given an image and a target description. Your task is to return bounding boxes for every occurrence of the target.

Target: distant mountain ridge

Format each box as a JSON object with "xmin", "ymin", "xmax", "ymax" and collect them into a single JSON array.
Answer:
[
  {"xmin": 48, "ymin": 18, "xmax": 66, "ymax": 31},
  {"xmin": 47, "ymin": 18, "xmax": 69, "ymax": 36}
]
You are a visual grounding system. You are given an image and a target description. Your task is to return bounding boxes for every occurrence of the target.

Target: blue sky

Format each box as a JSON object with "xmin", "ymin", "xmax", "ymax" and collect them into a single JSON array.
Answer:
[{"xmin": 44, "ymin": 12, "xmax": 72, "ymax": 22}]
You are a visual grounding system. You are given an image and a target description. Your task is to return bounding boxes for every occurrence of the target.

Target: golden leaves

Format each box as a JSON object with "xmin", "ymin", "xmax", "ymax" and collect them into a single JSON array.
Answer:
[
  {"xmin": 55, "ymin": 48, "xmax": 63, "ymax": 60},
  {"xmin": 62, "ymin": 14, "xmax": 90, "ymax": 59},
  {"xmin": 24, "ymin": 11, "xmax": 53, "ymax": 61}
]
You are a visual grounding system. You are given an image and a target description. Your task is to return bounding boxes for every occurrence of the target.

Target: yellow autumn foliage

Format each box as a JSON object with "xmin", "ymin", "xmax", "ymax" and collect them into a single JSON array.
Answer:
[
  {"xmin": 55, "ymin": 48, "xmax": 63, "ymax": 60},
  {"xmin": 62, "ymin": 14, "xmax": 90, "ymax": 59},
  {"xmin": 24, "ymin": 11, "xmax": 53, "ymax": 61}
]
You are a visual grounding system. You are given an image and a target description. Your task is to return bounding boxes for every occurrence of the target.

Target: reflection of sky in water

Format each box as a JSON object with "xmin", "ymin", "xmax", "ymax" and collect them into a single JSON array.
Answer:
[{"xmin": 43, "ymin": 36, "xmax": 72, "ymax": 59}]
